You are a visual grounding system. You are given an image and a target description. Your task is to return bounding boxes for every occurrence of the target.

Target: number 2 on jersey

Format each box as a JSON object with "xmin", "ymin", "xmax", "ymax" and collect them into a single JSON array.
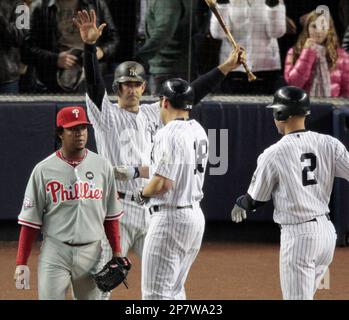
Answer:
[
  {"xmin": 194, "ymin": 140, "xmax": 208, "ymax": 174},
  {"xmin": 301, "ymin": 153, "xmax": 317, "ymax": 186}
]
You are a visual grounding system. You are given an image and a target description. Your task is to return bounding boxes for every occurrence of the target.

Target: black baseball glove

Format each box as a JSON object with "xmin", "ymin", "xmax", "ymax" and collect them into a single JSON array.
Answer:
[{"xmin": 93, "ymin": 256, "xmax": 132, "ymax": 292}]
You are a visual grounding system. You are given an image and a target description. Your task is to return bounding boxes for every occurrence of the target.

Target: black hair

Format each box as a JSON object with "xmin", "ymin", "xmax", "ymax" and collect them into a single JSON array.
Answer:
[{"xmin": 55, "ymin": 127, "xmax": 64, "ymax": 148}]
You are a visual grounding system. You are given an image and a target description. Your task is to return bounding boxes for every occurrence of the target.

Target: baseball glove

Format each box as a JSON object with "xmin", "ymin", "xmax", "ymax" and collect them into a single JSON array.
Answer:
[{"xmin": 93, "ymin": 256, "xmax": 131, "ymax": 292}]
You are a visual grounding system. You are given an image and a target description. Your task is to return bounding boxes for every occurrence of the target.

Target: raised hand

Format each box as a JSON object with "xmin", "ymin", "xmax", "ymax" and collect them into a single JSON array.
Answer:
[
  {"xmin": 219, "ymin": 46, "xmax": 247, "ymax": 74},
  {"xmin": 304, "ymin": 38, "xmax": 316, "ymax": 49},
  {"xmin": 73, "ymin": 9, "xmax": 107, "ymax": 45}
]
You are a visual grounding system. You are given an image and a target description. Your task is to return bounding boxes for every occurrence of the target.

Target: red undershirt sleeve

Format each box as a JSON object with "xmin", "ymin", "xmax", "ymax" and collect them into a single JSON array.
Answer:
[
  {"xmin": 16, "ymin": 225, "xmax": 40, "ymax": 265},
  {"xmin": 103, "ymin": 219, "xmax": 122, "ymax": 254}
]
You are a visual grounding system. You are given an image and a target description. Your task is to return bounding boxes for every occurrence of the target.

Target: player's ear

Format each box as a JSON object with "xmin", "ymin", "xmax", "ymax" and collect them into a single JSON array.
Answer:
[
  {"xmin": 117, "ymin": 84, "xmax": 123, "ymax": 96},
  {"xmin": 163, "ymin": 98, "xmax": 169, "ymax": 109}
]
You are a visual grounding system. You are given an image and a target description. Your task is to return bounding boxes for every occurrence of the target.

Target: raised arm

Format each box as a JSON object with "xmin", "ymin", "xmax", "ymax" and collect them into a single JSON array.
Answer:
[
  {"xmin": 284, "ymin": 46, "xmax": 317, "ymax": 88},
  {"xmin": 191, "ymin": 47, "xmax": 246, "ymax": 104},
  {"xmin": 74, "ymin": 10, "xmax": 107, "ymax": 110}
]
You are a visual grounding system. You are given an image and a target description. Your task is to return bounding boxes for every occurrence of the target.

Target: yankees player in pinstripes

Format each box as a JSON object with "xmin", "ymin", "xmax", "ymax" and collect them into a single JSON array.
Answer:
[
  {"xmin": 73, "ymin": 9, "xmax": 244, "ymax": 295},
  {"xmin": 231, "ymin": 86, "xmax": 349, "ymax": 300},
  {"xmin": 133, "ymin": 78, "xmax": 209, "ymax": 300},
  {"xmin": 13, "ymin": 106, "xmax": 130, "ymax": 299}
]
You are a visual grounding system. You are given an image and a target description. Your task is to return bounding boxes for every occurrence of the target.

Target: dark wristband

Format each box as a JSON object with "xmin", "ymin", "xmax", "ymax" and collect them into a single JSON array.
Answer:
[{"xmin": 133, "ymin": 167, "xmax": 140, "ymax": 179}]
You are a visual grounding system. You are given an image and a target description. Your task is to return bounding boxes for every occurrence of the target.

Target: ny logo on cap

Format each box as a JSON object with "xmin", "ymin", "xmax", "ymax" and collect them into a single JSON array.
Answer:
[
  {"xmin": 72, "ymin": 109, "xmax": 80, "ymax": 118},
  {"xmin": 129, "ymin": 67, "xmax": 137, "ymax": 77}
]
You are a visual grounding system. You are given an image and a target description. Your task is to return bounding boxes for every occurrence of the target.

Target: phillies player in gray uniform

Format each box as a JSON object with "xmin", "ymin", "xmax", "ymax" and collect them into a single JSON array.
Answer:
[
  {"xmin": 13, "ymin": 106, "xmax": 130, "ymax": 300},
  {"xmin": 73, "ymin": 9, "xmax": 244, "ymax": 281},
  {"xmin": 231, "ymin": 86, "xmax": 349, "ymax": 300},
  {"xmin": 133, "ymin": 79, "xmax": 208, "ymax": 300}
]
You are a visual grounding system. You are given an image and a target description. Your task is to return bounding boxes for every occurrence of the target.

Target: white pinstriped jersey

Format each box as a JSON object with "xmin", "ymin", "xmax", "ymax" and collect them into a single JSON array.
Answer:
[
  {"xmin": 247, "ymin": 131, "xmax": 349, "ymax": 225},
  {"xmin": 86, "ymin": 92, "xmax": 161, "ymax": 193},
  {"xmin": 149, "ymin": 119, "xmax": 209, "ymax": 207},
  {"xmin": 18, "ymin": 150, "xmax": 123, "ymax": 243}
]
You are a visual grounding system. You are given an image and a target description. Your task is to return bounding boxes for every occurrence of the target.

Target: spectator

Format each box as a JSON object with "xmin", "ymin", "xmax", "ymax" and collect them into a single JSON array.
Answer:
[
  {"xmin": 135, "ymin": 0, "xmax": 198, "ymax": 96},
  {"xmin": 279, "ymin": 2, "xmax": 345, "ymax": 69},
  {"xmin": 210, "ymin": 0, "xmax": 286, "ymax": 94},
  {"xmin": 22, "ymin": 0, "xmax": 118, "ymax": 93},
  {"xmin": 106, "ymin": 0, "xmax": 137, "ymax": 62},
  {"xmin": 0, "ymin": 0, "xmax": 28, "ymax": 94},
  {"xmin": 284, "ymin": 10, "xmax": 349, "ymax": 97},
  {"xmin": 194, "ymin": 0, "xmax": 221, "ymax": 76}
]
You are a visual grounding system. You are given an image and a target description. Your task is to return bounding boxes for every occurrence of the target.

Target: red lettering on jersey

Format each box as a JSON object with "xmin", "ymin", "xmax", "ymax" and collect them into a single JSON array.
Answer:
[
  {"xmin": 61, "ymin": 187, "xmax": 70, "ymax": 202},
  {"xmin": 46, "ymin": 181, "xmax": 61, "ymax": 203},
  {"xmin": 46, "ymin": 180, "xmax": 103, "ymax": 204},
  {"xmin": 94, "ymin": 189, "xmax": 102, "ymax": 198}
]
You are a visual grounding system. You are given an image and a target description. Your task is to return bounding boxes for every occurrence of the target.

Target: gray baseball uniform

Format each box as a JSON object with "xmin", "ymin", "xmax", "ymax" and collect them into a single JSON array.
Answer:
[
  {"xmin": 142, "ymin": 119, "xmax": 208, "ymax": 300},
  {"xmin": 247, "ymin": 130, "xmax": 349, "ymax": 299},
  {"xmin": 18, "ymin": 150, "xmax": 123, "ymax": 300}
]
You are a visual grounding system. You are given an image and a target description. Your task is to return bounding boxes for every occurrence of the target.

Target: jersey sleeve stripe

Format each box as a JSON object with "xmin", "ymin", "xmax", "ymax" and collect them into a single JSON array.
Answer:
[
  {"xmin": 105, "ymin": 210, "xmax": 124, "ymax": 221},
  {"xmin": 18, "ymin": 219, "xmax": 41, "ymax": 230}
]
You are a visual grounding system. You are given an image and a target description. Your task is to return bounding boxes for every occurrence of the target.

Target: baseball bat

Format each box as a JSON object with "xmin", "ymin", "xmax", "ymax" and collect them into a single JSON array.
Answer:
[{"xmin": 205, "ymin": 0, "xmax": 257, "ymax": 82}]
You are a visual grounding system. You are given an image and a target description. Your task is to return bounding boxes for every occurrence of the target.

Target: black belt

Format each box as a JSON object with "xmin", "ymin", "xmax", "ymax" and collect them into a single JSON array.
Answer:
[
  {"xmin": 118, "ymin": 192, "xmax": 135, "ymax": 202},
  {"xmin": 279, "ymin": 214, "xmax": 331, "ymax": 229},
  {"xmin": 150, "ymin": 204, "xmax": 193, "ymax": 214},
  {"xmin": 63, "ymin": 242, "xmax": 94, "ymax": 247},
  {"xmin": 307, "ymin": 213, "xmax": 331, "ymax": 223}
]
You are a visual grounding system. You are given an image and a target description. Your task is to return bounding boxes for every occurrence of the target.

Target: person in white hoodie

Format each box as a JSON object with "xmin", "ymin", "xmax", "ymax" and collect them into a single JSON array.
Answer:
[{"xmin": 210, "ymin": 0, "xmax": 286, "ymax": 94}]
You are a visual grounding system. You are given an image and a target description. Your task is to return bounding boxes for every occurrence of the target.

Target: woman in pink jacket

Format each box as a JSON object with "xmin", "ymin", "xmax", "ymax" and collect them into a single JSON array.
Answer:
[{"xmin": 284, "ymin": 10, "xmax": 349, "ymax": 97}]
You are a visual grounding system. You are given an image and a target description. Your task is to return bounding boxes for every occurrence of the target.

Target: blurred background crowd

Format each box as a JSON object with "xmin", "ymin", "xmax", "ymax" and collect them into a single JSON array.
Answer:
[{"xmin": 0, "ymin": 0, "xmax": 348, "ymax": 97}]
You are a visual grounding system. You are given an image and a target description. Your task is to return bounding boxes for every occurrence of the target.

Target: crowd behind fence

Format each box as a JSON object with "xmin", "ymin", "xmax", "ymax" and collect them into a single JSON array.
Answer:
[{"xmin": 0, "ymin": 0, "xmax": 349, "ymax": 98}]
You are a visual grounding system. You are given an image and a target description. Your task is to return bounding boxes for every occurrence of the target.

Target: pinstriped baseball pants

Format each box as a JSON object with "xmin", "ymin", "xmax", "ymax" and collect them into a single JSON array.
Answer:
[
  {"xmin": 279, "ymin": 215, "xmax": 337, "ymax": 300},
  {"xmin": 141, "ymin": 203, "xmax": 205, "ymax": 300}
]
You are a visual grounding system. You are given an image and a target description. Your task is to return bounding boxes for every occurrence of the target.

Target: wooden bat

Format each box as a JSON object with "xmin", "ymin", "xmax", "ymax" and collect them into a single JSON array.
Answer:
[{"xmin": 205, "ymin": 0, "xmax": 257, "ymax": 82}]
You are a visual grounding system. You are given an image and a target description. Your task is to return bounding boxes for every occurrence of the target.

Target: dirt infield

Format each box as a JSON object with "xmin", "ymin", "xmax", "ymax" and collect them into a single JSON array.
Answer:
[{"xmin": 1, "ymin": 241, "xmax": 349, "ymax": 300}]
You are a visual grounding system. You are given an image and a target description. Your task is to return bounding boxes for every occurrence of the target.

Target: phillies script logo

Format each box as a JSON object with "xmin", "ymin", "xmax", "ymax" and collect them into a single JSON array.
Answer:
[{"xmin": 46, "ymin": 180, "xmax": 103, "ymax": 204}]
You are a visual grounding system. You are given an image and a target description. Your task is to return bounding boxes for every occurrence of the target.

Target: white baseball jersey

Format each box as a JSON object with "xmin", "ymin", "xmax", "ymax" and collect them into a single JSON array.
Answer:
[
  {"xmin": 18, "ymin": 150, "xmax": 123, "ymax": 244},
  {"xmin": 149, "ymin": 119, "xmax": 209, "ymax": 207},
  {"xmin": 142, "ymin": 119, "xmax": 208, "ymax": 300},
  {"xmin": 86, "ymin": 92, "xmax": 161, "ymax": 193},
  {"xmin": 86, "ymin": 91, "xmax": 162, "ymax": 265},
  {"xmin": 247, "ymin": 130, "xmax": 349, "ymax": 225}
]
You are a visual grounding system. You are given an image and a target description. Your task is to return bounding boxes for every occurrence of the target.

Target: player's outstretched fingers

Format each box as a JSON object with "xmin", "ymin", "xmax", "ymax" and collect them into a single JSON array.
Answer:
[
  {"xmin": 90, "ymin": 9, "xmax": 97, "ymax": 25},
  {"xmin": 72, "ymin": 17, "xmax": 82, "ymax": 29},
  {"xmin": 78, "ymin": 11, "xmax": 87, "ymax": 24},
  {"xmin": 82, "ymin": 10, "xmax": 91, "ymax": 22},
  {"xmin": 98, "ymin": 23, "xmax": 107, "ymax": 35}
]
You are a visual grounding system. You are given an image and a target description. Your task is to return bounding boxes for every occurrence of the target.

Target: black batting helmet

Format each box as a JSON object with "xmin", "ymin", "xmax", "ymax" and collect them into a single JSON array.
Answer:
[
  {"xmin": 112, "ymin": 61, "xmax": 146, "ymax": 93},
  {"xmin": 267, "ymin": 86, "xmax": 310, "ymax": 121},
  {"xmin": 159, "ymin": 78, "xmax": 194, "ymax": 110}
]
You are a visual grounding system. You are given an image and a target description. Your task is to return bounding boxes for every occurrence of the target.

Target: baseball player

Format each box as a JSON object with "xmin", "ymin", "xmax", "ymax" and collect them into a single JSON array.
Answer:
[
  {"xmin": 133, "ymin": 78, "xmax": 208, "ymax": 300},
  {"xmin": 231, "ymin": 86, "xmax": 349, "ymax": 300},
  {"xmin": 13, "ymin": 106, "xmax": 130, "ymax": 300},
  {"xmin": 73, "ymin": 8, "xmax": 244, "ymax": 283}
]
